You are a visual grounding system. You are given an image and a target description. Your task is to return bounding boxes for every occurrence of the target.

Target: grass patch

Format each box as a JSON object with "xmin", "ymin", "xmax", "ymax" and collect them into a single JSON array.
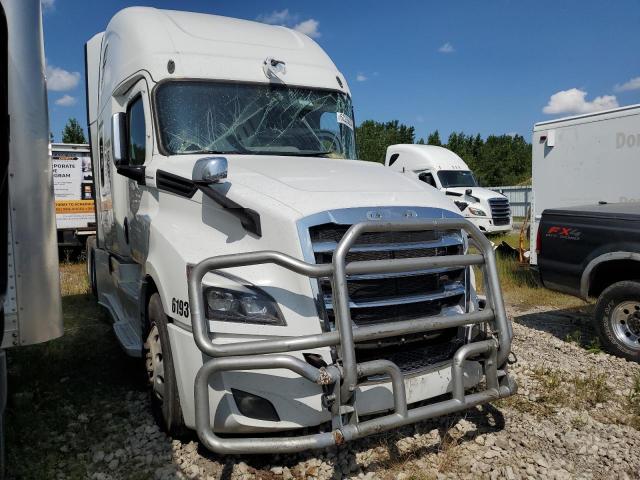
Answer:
[
  {"xmin": 5, "ymin": 263, "xmax": 144, "ymax": 480},
  {"xmin": 629, "ymin": 374, "xmax": 640, "ymax": 430},
  {"xmin": 435, "ymin": 428, "xmax": 460, "ymax": 474},
  {"xmin": 474, "ymin": 232, "xmax": 586, "ymax": 309},
  {"xmin": 565, "ymin": 330, "xmax": 603, "ymax": 354},
  {"xmin": 59, "ymin": 261, "xmax": 90, "ymax": 296},
  {"xmin": 501, "ymin": 367, "xmax": 613, "ymax": 419},
  {"xmin": 530, "ymin": 367, "xmax": 611, "ymax": 409}
]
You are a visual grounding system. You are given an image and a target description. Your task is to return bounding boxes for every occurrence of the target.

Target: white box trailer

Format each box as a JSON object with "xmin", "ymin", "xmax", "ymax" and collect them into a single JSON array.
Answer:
[
  {"xmin": 51, "ymin": 143, "xmax": 96, "ymax": 247},
  {"xmin": 530, "ymin": 104, "xmax": 640, "ymax": 265},
  {"xmin": 0, "ymin": 0, "xmax": 64, "ymax": 473}
]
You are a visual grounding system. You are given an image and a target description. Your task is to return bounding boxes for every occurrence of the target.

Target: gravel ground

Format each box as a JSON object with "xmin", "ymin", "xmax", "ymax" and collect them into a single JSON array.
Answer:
[
  {"xmin": 6, "ymin": 280, "xmax": 638, "ymax": 480},
  {"xmin": 55, "ymin": 304, "xmax": 639, "ymax": 480}
]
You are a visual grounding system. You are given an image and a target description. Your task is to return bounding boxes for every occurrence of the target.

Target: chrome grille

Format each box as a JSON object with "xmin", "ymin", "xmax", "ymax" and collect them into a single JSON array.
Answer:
[
  {"xmin": 488, "ymin": 197, "xmax": 511, "ymax": 225},
  {"xmin": 308, "ymin": 225, "xmax": 466, "ymax": 330}
]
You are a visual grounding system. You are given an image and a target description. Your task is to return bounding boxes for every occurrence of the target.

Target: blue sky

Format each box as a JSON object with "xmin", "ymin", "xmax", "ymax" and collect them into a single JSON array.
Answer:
[{"xmin": 43, "ymin": 0, "xmax": 640, "ymax": 143}]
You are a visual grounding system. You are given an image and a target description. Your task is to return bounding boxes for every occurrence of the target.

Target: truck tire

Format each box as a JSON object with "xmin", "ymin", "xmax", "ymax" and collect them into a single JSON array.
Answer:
[
  {"xmin": 144, "ymin": 293, "xmax": 186, "ymax": 436},
  {"xmin": 594, "ymin": 281, "xmax": 640, "ymax": 362}
]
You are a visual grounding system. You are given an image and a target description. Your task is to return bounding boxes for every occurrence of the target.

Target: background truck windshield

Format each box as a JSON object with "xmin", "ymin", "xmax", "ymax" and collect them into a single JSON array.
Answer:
[
  {"xmin": 155, "ymin": 81, "xmax": 357, "ymax": 159},
  {"xmin": 437, "ymin": 170, "xmax": 478, "ymax": 188}
]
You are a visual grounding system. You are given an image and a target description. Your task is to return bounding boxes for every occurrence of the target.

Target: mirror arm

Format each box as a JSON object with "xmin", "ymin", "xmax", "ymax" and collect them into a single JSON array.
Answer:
[
  {"xmin": 116, "ymin": 165, "xmax": 146, "ymax": 185},
  {"xmin": 198, "ymin": 185, "xmax": 261, "ymax": 237}
]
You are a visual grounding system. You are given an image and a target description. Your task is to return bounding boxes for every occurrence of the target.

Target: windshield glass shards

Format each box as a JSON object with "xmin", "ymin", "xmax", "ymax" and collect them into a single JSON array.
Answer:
[{"xmin": 155, "ymin": 81, "xmax": 357, "ymax": 159}]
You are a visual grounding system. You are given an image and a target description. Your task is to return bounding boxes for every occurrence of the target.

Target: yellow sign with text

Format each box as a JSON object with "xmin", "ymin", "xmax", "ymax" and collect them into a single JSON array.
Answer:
[{"xmin": 55, "ymin": 200, "xmax": 95, "ymax": 214}]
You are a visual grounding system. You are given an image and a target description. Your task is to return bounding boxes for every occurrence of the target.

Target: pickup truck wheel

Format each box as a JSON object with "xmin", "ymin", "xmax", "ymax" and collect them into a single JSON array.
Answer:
[
  {"xmin": 145, "ymin": 293, "xmax": 186, "ymax": 436},
  {"xmin": 595, "ymin": 281, "xmax": 640, "ymax": 361}
]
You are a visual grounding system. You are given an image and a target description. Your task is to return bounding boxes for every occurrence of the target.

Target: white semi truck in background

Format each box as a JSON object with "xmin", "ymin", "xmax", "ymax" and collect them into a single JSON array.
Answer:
[
  {"xmin": 385, "ymin": 145, "xmax": 512, "ymax": 234},
  {"xmin": 530, "ymin": 104, "xmax": 640, "ymax": 266},
  {"xmin": 0, "ymin": 0, "xmax": 63, "ymax": 475},
  {"xmin": 85, "ymin": 7, "xmax": 514, "ymax": 453}
]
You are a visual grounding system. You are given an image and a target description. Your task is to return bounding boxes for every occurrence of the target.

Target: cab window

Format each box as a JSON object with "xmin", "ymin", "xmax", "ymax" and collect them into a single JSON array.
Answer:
[
  {"xmin": 126, "ymin": 96, "xmax": 146, "ymax": 165},
  {"xmin": 418, "ymin": 171, "xmax": 437, "ymax": 188}
]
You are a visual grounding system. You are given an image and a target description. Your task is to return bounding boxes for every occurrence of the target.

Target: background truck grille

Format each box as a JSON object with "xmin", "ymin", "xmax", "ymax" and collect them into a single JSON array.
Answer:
[
  {"xmin": 307, "ymin": 223, "xmax": 467, "ymax": 374},
  {"xmin": 488, "ymin": 197, "xmax": 511, "ymax": 226}
]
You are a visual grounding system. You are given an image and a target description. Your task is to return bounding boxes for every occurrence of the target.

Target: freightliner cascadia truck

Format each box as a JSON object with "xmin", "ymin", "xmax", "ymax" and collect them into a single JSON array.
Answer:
[
  {"xmin": 385, "ymin": 145, "xmax": 512, "ymax": 234},
  {"xmin": 85, "ymin": 7, "xmax": 515, "ymax": 453}
]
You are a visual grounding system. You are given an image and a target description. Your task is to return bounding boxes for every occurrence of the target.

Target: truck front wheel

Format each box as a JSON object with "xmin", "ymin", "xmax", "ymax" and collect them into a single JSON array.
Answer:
[
  {"xmin": 595, "ymin": 281, "xmax": 640, "ymax": 362},
  {"xmin": 144, "ymin": 293, "xmax": 186, "ymax": 436}
]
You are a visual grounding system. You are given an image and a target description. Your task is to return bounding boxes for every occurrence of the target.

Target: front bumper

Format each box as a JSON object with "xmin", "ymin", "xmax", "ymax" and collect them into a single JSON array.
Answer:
[
  {"xmin": 186, "ymin": 218, "xmax": 515, "ymax": 453},
  {"xmin": 467, "ymin": 216, "xmax": 512, "ymax": 233}
]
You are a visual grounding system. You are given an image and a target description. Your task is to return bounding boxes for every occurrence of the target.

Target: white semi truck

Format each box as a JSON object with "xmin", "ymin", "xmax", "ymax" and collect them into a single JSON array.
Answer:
[
  {"xmin": 85, "ymin": 7, "xmax": 515, "ymax": 453},
  {"xmin": 530, "ymin": 104, "xmax": 640, "ymax": 266},
  {"xmin": 385, "ymin": 145, "xmax": 512, "ymax": 234},
  {"xmin": 0, "ymin": 0, "xmax": 63, "ymax": 475}
]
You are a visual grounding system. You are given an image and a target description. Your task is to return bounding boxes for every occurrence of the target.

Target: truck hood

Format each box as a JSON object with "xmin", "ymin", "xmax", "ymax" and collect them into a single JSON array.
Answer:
[
  {"xmin": 443, "ymin": 186, "xmax": 505, "ymax": 202},
  {"xmin": 228, "ymin": 155, "xmax": 459, "ymax": 215},
  {"xmin": 229, "ymin": 155, "xmax": 418, "ymax": 192},
  {"xmin": 155, "ymin": 154, "xmax": 460, "ymax": 219}
]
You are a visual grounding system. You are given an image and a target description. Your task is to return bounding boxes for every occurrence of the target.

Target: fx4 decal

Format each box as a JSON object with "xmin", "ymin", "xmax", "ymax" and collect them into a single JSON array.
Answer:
[
  {"xmin": 171, "ymin": 297, "xmax": 190, "ymax": 318},
  {"xmin": 546, "ymin": 226, "xmax": 582, "ymax": 241}
]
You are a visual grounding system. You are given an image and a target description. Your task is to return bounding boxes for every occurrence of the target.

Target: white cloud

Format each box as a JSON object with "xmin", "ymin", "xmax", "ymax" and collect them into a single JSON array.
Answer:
[
  {"xmin": 438, "ymin": 42, "xmax": 455, "ymax": 54},
  {"xmin": 542, "ymin": 88, "xmax": 619, "ymax": 115},
  {"xmin": 257, "ymin": 9, "xmax": 321, "ymax": 39},
  {"xmin": 41, "ymin": 0, "xmax": 55, "ymax": 10},
  {"xmin": 55, "ymin": 94, "xmax": 77, "ymax": 107},
  {"xmin": 356, "ymin": 73, "xmax": 368, "ymax": 82},
  {"xmin": 614, "ymin": 76, "xmax": 640, "ymax": 93},
  {"xmin": 293, "ymin": 19, "xmax": 321, "ymax": 39},
  {"xmin": 256, "ymin": 9, "xmax": 296, "ymax": 25},
  {"xmin": 46, "ymin": 65, "xmax": 80, "ymax": 91}
]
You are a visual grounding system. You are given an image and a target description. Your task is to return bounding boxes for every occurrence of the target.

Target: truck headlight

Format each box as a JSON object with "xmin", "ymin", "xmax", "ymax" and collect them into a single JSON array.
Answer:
[
  {"xmin": 468, "ymin": 207, "xmax": 487, "ymax": 217},
  {"xmin": 203, "ymin": 287, "xmax": 286, "ymax": 326}
]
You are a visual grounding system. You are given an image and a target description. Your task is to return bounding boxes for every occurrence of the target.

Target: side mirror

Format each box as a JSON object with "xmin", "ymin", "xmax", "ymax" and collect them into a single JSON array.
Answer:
[
  {"xmin": 192, "ymin": 157, "xmax": 228, "ymax": 184},
  {"xmin": 111, "ymin": 112, "xmax": 127, "ymax": 166}
]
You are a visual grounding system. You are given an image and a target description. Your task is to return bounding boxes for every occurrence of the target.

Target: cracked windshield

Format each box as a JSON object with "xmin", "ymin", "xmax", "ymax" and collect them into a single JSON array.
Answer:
[{"xmin": 155, "ymin": 81, "xmax": 357, "ymax": 159}]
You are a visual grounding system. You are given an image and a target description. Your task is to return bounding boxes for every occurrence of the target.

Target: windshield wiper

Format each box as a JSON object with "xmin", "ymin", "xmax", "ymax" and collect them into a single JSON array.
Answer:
[
  {"xmin": 180, "ymin": 149, "xmax": 239, "ymax": 155},
  {"xmin": 265, "ymin": 150, "xmax": 334, "ymax": 158}
]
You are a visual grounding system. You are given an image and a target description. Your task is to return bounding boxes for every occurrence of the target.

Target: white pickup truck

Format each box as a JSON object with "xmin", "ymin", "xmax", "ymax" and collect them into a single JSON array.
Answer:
[
  {"xmin": 386, "ymin": 145, "xmax": 512, "ymax": 234},
  {"xmin": 85, "ymin": 7, "xmax": 515, "ymax": 454}
]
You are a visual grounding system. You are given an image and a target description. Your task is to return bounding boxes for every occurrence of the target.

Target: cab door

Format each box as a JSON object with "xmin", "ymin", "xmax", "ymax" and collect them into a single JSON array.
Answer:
[{"xmin": 110, "ymin": 80, "xmax": 151, "ymax": 259}]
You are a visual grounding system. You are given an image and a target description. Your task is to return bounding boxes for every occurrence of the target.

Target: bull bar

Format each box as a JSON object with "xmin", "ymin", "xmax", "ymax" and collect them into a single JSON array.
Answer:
[{"xmin": 187, "ymin": 218, "xmax": 516, "ymax": 454}]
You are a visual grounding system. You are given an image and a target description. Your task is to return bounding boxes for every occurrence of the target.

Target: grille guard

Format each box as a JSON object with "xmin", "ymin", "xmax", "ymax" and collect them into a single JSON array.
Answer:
[{"xmin": 187, "ymin": 218, "xmax": 516, "ymax": 454}]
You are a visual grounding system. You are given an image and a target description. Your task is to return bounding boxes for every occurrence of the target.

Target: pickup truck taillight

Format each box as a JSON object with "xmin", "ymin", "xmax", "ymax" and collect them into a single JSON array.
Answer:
[{"xmin": 536, "ymin": 227, "xmax": 541, "ymax": 255}]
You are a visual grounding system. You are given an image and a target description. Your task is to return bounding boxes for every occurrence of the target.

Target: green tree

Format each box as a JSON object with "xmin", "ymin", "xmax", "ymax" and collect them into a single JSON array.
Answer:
[
  {"xmin": 355, "ymin": 120, "xmax": 415, "ymax": 163},
  {"xmin": 427, "ymin": 130, "xmax": 442, "ymax": 146},
  {"xmin": 61, "ymin": 118, "xmax": 87, "ymax": 144}
]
